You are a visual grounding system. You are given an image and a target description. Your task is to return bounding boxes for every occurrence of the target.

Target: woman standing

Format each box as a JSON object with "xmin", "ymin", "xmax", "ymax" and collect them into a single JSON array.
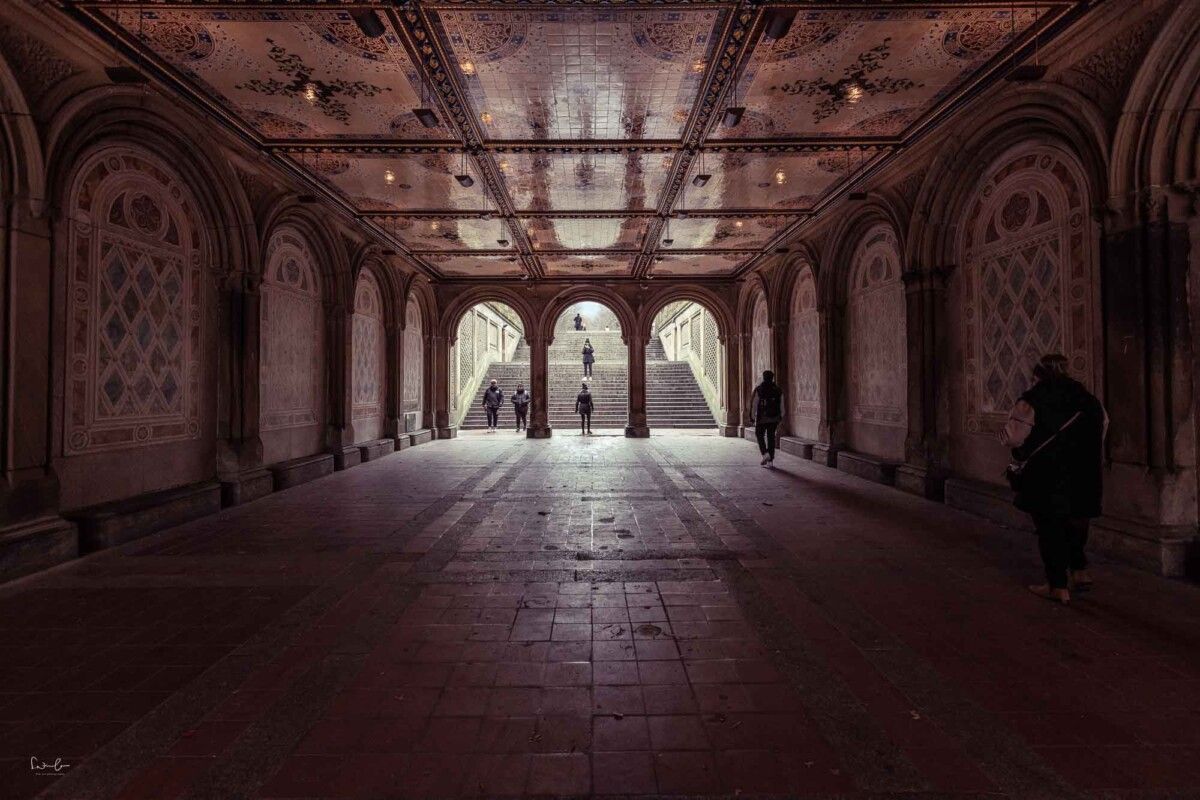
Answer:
[
  {"xmin": 1002, "ymin": 354, "xmax": 1106, "ymax": 604},
  {"xmin": 582, "ymin": 338, "xmax": 595, "ymax": 378}
]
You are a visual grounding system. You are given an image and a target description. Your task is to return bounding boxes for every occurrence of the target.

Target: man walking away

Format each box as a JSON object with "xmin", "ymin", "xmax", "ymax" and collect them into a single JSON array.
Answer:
[
  {"xmin": 751, "ymin": 370, "xmax": 784, "ymax": 467},
  {"xmin": 482, "ymin": 379, "xmax": 503, "ymax": 433},
  {"xmin": 575, "ymin": 381, "xmax": 594, "ymax": 435},
  {"xmin": 512, "ymin": 384, "xmax": 531, "ymax": 433},
  {"xmin": 582, "ymin": 338, "xmax": 595, "ymax": 378},
  {"xmin": 574, "ymin": 312, "xmax": 584, "ymax": 331}
]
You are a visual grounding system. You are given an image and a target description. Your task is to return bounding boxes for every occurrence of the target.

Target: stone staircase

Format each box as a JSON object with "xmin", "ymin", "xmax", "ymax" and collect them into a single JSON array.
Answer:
[{"xmin": 460, "ymin": 329, "xmax": 716, "ymax": 430}]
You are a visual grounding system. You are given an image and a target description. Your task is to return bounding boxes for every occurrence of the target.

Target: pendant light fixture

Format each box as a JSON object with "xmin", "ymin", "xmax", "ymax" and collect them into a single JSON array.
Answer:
[
  {"xmin": 454, "ymin": 149, "xmax": 474, "ymax": 188},
  {"xmin": 692, "ymin": 150, "xmax": 712, "ymax": 188},
  {"xmin": 412, "ymin": 76, "xmax": 440, "ymax": 128},
  {"xmin": 351, "ymin": 10, "xmax": 386, "ymax": 39},
  {"xmin": 848, "ymin": 148, "xmax": 868, "ymax": 200}
]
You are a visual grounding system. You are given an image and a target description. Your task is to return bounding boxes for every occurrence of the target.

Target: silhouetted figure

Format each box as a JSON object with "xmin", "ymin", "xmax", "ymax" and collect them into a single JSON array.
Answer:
[
  {"xmin": 573, "ymin": 312, "xmax": 584, "ymax": 331},
  {"xmin": 751, "ymin": 370, "xmax": 784, "ymax": 467},
  {"xmin": 1002, "ymin": 353, "xmax": 1107, "ymax": 605},
  {"xmin": 512, "ymin": 385, "xmax": 530, "ymax": 433},
  {"xmin": 575, "ymin": 382, "xmax": 594, "ymax": 435},
  {"xmin": 482, "ymin": 379, "xmax": 503, "ymax": 433},
  {"xmin": 582, "ymin": 338, "xmax": 595, "ymax": 377}
]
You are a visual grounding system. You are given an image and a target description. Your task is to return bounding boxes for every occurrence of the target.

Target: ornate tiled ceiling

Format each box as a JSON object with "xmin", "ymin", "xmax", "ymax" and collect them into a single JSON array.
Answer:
[{"xmin": 77, "ymin": 0, "xmax": 1080, "ymax": 280}]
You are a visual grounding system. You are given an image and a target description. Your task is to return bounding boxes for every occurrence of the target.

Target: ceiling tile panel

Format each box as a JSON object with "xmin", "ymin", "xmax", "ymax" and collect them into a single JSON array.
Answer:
[
  {"xmin": 302, "ymin": 153, "xmax": 488, "ymax": 213},
  {"xmin": 525, "ymin": 218, "xmax": 648, "ymax": 251},
  {"xmin": 382, "ymin": 218, "xmax": 515, "ymax": 252},
  {"xmin": 435, "ymin": 8, "xmax": 726, "ymax": 140},
  {"xmin": 714, "ymin": 8, "xmax": 1043, "ymax": 140},
  {"xmin": 501, "ymin": 152, "xmax": 672, "ymax": 212},
  {"xmin": 107, "ymin": 9, "xmax": 453, "ymax": 140},
  {"xmin": 654, "ymin": 253, "xmax": 749, "ymax": 276},
  {"xmin": 542, "ymin": 255, "xmax": 635, "ymax": 277},
  {"xmin": 679, "ymin": 151, "xmax": 862, "ymax": 211},
  {"xmin": 664, "ymin": 216, "xmax": 790, "ymax": 250},
  {"xmin": 424, "ymin": 254, "xmax": 526, "ymax": 277}
]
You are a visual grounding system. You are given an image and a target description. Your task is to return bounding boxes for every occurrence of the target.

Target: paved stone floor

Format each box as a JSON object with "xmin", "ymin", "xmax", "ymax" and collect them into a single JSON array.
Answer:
[{"xmin": 2, "ymin": 434, "xmax": 1200, "ymax": 799}]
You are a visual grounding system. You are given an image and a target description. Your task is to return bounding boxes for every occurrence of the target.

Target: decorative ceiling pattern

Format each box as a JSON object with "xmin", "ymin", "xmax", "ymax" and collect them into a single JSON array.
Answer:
[{"xmin": 79, "ymin": 0, "xmax": 1078, "ymax": 280}]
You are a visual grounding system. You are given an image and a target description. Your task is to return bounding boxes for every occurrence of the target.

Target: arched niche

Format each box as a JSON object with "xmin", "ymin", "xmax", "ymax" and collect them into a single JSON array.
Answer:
[
  {"xmin": 260, "ymin": 225, "xmax": 326, "ymax": 464},
  {"xmin": 57, "ymin": 145, "xmax": 215, "ymax": 508},
  {"xmin": 352, "ymin": 268, "xmax": 386, "ymax": 442},
  {"xmin": 788, "ymin": 266, "xmax": 821, "ymax": 439},
  {"xmin": 948, "ymin": 142, "xmax": 1099, "ymax": 484},
  {"xmin": 845, "ymin": 223, "xmax": 907, "ymax": 460}
]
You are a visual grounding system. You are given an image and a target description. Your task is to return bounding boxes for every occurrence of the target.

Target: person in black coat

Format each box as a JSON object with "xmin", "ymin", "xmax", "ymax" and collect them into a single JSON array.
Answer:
[
  {"xmin": 750, "ymin": 370, "xmax": 785, "ymax": 467},
  {"xmin": 1002, "ymin": 353, "xmax": 1107, "ymax": 604},
  {"xmin": 511, "ymin": 385, "xmax": 531, "ymax": 433},
  {"xmin": 482, "ymin": 379, "xmax": 503, "ymax": 433},
  {"xmin": 573, "ymin": 312, "xmax": 584, "ymax": 331},
  {"xmin": 575, "ymin": 382, "xmax": 594, "ymax": 435},
  {"xmin": 582, "ymin": 338, "xmax": 595, "ymax": 377}
]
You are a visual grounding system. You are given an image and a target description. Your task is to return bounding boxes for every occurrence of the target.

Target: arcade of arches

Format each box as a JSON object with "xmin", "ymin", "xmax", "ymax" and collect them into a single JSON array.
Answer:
[{"xmin": 1, "ymin": 1, "xmax": 1200, "ymax": 797}]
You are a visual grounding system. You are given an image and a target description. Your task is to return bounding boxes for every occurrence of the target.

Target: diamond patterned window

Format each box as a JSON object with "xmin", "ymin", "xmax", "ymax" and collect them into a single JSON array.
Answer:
[
  {"xmin": 959, "ymin": 146, "xmax": 1095, "ymax": 435},
  {"xmin": 65, "ymin": 148, "xmax": 203, "ymax": 455}
]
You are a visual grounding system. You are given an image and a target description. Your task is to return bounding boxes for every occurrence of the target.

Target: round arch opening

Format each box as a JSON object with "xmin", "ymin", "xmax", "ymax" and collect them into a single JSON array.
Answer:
[
  {"xmin": 647, "ymin": 300, "xmax": 723, "ymax": 435},
  {"xmin": 452, "ymin": 301, "xmax": 529, "ymax": 434},
  {"xmin": 551, "ymin": 302, "xmax": 624, "ymax": 435}
]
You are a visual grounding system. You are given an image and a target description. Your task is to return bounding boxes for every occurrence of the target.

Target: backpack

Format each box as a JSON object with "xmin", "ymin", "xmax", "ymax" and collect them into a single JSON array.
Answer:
[{"xmin": 757, "ymin": 384, "xmax": 782, "ymax": 420}]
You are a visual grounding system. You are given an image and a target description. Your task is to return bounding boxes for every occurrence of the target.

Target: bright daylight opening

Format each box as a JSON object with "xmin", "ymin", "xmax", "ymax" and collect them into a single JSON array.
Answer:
[
  {"xmin": 551, "ymin": 303, "xmax": 624, "ymax": 434},
  {"xmin": 452, "ymin": 302, "xmax": 529, "ymax": 434},
  {"xmin": 647, "ymin": 301, "xmax": 721, "ymax": 434}
]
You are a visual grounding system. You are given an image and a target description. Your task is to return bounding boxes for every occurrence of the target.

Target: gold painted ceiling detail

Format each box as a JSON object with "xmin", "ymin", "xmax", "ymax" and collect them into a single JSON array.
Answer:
[{"xmin": 83, "ymin": 1, "xmax": 1076, "ymax": 280}]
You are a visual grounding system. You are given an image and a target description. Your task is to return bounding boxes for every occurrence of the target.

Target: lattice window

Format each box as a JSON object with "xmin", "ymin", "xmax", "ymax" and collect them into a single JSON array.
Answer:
[
  {"xmin": 959, "ymin": 145, "xmax": 1095, "ymax": 434},
  {"xmin": 848, "ymin": 225, "xmax": 906, "ymax": 428},
  {"xmin": 403, "ymin": 297, "xmax": 423, "ymax": 410},
  {"xmin": 680, "ymin": 316, "xmax": 692, "ymax": 352},
  {"xmin": 750, "ymin": 293, "xmax": 770, "ymax": 384},
  {"xmin": 352, "ymin": 270, "xmax": 385, "ymax": 421},
  {"xmin": 702, "ymin": 312, "xmax": 719, "ymax": 379},
  {"xmin": 64, "ymin": 147, "xmax": 204, "ymax": 454},
  {"xmin": 457, "ymin": 311, "xmax": 476, "ymax": 389},
  {"xmin": 790, "ymin": 268, "xmax": 820, "ymax": 419},
  {"xmin": 261, "ymin": 228, "xmax": 324, "ymax": 432}
]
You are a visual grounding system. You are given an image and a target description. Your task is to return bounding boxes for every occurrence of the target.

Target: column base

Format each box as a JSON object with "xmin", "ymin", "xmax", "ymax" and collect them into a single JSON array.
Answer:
[
  {"xmin": 527, "ymin": 425, "xmax": 552, "ymax": 439},
  {"xmin": 895, "ymin": 464, "xmax": 946, "ymax": 500},
  {"xmin": 624, "ymin": 425, "xmax": 650, "ymax": 438},
  {"xmin": 435, "ymin": 426, "xmax": 459, "ymax": 440},
  {"xmin": 220, "ymin": 467, "xmax": 274, "ymax": 507},
  {"xmin": 718, "ymin": 424, "xmax": 740, "ymax": 438},
  {"xmin": 0, "ymin": 515, "xmax": 77, "ymax": 583},
  {"xmin": 333, "ymin": 445, "xmax": 362, "ymax": 471}
]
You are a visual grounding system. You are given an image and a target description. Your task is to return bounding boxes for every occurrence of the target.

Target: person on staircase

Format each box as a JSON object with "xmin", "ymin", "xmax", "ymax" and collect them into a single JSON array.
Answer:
[
  {"xmin": 575, "ymin": 381, "xmax": 594, "ymax": 435},
  {"xmin": 482, "ymin": 379, "xmax": 504, "ymax": 433},
  {"xmin": 574, "ymin": 312, "xmax": 584, "ymax": 331},
  {"xmin": 1001, "ymin": 353, "xmax": 1107, "ymax": 605},
  {"xmin": 751, "ymin": 370, "xmax": 784, "ymax": 467},
  {"xmin": 512, "ymin": 384, "xmax": 531, "ymax": 433},
  {"xmin": 582, "ymin": 338, "xmax": 595, "ymax": 378}
]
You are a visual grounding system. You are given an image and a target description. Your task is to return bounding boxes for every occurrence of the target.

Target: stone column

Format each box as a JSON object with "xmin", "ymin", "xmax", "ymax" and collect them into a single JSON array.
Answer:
[
  {"xmin": 384, "ymin": 320, "xmax": 403, "ymax": 439},
  {"xmin": 0, "ymin": 200, "xmax": 73, "ymax": 582},
  {"xmin": 738, "ymin": 330, "xmax": 755, "ymax": 437},
  {"xmin": 216, "ymin": 272, "xmax": 270, "ymax": 505},
  {"xmin": 527, "ymin": 333, "xmax": 552, "ymax": 438},
  {"xmin": 769, "ymin": 317, "xmax": 790, "ymax": 437},
  {"xmin": 813, "ymin": 306, "xmax": 842, "ymax": 467},
  {"xmin": 431, "ymin": 333, "xmax": 456, "ymax": 439},
  {"xmin": 896, "ymin": 267, "xmax": 950, "ymax": 499},
  {"xmin": 718, "ymin": 334, "xmax": 742, "ymax": 437},
  {"xmin": 326, "ymin": 302, "xmax": 359, "ymax": 469},
  {"xmin": 1095, "ymin": 187, "xmax": 1199, "ymax": 575},
  {"xmin": 625, "ymin": 333, "xmax": 650, "ymax": 438}
]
